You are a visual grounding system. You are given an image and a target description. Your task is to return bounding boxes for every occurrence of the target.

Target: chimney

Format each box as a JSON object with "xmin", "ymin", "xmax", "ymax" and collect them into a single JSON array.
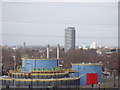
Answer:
[
  {"xmin": 47, "ymin": 44, "xmax": 50, "ymax": 59},
  {"xmin": 57, "ymin": 44, "xmax": 60, "ymax": 59}
]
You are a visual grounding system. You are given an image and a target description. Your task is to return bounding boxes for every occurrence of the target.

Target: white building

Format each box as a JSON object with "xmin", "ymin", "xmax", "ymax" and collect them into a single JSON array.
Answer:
[{"xmin": 90, "ymin": 42, "xmax": 97, "ymax": 49}]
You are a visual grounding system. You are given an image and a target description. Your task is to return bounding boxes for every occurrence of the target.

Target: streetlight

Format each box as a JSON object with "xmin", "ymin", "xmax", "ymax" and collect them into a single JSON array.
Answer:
[
  {"xmin": 12, "ymin": 47, "xmax": 16, "ymax": 88},
  {"xmin": 12, "ymin": 48, "xmax": 16, "ymax": 73},
  {"xmin": 13, "ymin": 56, "xmax": 16, "ymax": 75},
  {"xmin": 13, "ymin": 55, "xmax": 16, "ymax": 88},
  {"xmin": 32, "ymin": 50, "xmax": 39, "ymax": 69}
]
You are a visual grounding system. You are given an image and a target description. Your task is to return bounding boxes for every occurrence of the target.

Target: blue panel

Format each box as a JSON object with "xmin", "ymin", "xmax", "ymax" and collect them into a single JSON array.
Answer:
[
  {"xmin": 26, "ymin": 60, "xmax": 34, "ymax": 72},
  {"xmin": 36, "ymin": 60, "xmax": 58, "ymax": 69},
  {"xmin": 72, "ymin": 65, "xmax": 102, "ymax": 85},
  {"xmin": 22, "ymin": 59, "xmax": 58, "ymax": 72}
]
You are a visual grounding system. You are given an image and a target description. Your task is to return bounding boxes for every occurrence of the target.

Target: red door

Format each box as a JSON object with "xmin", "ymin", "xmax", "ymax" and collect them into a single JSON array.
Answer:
[{"xmin": 86, "ymin": 73, "xmax": 98, "ymax": 85}]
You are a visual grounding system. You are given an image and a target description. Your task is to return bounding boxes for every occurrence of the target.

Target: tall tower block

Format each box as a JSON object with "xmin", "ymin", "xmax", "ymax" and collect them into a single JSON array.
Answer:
[{"xmin": 65, "ymin": 27, "xmax": 76, "ymax": 52}]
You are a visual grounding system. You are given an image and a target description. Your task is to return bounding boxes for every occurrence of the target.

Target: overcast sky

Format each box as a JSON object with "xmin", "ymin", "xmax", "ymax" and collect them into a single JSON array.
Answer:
[
  {"xmin": 1, "ymin": 0, "xmax": 119, "ymax": 2},
  {"xmin": 1, "ymin": 0, "xmax": 119, "ymax": 47}
]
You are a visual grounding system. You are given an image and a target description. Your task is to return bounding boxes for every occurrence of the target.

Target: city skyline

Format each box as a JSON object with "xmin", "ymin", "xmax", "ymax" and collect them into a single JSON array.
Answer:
[{"xmin": 0, "ymin": 1, "xmax": 118, "ymax": 47}]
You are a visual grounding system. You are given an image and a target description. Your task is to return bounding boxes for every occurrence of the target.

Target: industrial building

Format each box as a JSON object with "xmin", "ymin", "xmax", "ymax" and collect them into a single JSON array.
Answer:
[
  {"xmin": 65, "ymin": 27, "xmax": 76, "ymax": 52},
  {"xmin": 0, "ymin": 45, "xmax": 102, "ymax": 88},
  {"xmin": 72, "ymin": 63, "xmax": 102, "ymax": 85},
  {"xmin": 0, "ymin": 45, "xmax": 80, "ymax": 88}
]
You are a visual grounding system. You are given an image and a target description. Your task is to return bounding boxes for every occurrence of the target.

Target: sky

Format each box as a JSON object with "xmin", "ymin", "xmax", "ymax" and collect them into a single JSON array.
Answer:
[
  {"xmin": 1, "ymin": 0, "xmax": 119, "ymax": 2},
  {"xmin": 0, "ymin": 0, "xmax": 119, "ymax": 47}
]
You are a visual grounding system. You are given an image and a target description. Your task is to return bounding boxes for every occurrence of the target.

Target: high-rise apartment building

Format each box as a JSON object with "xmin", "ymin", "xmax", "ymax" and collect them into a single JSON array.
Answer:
[{"xmin": 65, "ymin": 27, "xmax": 75, "ymax": 52}]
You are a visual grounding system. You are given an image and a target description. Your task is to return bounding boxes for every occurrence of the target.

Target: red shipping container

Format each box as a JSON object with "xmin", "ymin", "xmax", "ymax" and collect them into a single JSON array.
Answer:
[{"xmin": 86, "ymin": 73, "xmax": 98, "ymax": 85}]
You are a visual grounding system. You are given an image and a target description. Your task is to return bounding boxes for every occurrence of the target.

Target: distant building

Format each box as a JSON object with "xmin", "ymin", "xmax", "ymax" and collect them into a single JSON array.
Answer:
[
  {"xmin": 23, "ymin": 42, "xmax": 26, "ymax": 48},
  {"xmin": 90, "ymin": 42, "xmax": 97, "ymax": 49},
  {"xmin": 65, "ymin": 27, "xmax": 75, "ymax": 52}
]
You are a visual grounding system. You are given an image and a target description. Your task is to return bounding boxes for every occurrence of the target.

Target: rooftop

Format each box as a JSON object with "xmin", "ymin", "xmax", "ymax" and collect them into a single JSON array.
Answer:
[{"xmin": 71, "ymin": 63, "xmax": 102, "ymax": 66}]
